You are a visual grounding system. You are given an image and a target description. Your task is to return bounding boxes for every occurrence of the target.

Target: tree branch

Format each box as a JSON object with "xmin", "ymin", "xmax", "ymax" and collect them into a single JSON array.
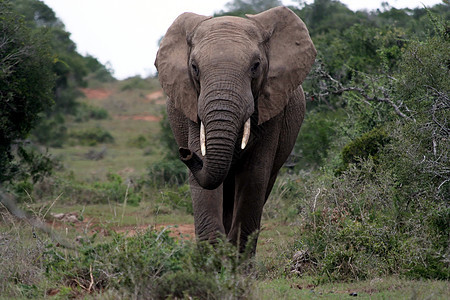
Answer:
[{"xmin": 312, "ymin": 65, "xmax": 411, "ymax": 119}]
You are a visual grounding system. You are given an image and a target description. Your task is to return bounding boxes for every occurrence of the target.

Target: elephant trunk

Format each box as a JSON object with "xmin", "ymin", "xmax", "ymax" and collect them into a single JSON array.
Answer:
[
  {"xmin": 180, "ymin": 77, "xmax": 250, "ymax": 190},
  {"xmin": 180, "ymin": 112, "xmax": 240, "ymax": 190}
]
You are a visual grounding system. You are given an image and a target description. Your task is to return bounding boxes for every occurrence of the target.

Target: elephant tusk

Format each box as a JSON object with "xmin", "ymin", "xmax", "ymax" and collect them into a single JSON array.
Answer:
[
  {"xmin": 241, "ymin": 118, "xmax": 251, "ymax": 149},
  {"xmin": 200, "ymin": 122, "xmax": 206, "ymax": 156}
]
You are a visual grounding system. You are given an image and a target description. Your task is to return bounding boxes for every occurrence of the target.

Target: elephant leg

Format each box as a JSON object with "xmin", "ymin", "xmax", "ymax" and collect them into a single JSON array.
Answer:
[
  {"xmin": 264, "ymin": 172, "xmax": 279, "ymax": 202},
  {"xmin": 222, "ymin": 175, "xmax": 235, "ymax": 235},
  {"xmin": 228, "ymin": 122, "xmax": 281, "ymax": 253},
  {"xmin": 228, "ymin": 169, "xmax": 271, "ymax": 254},
  {"xmin": 190, "ymin": 173, "xmax": 225, "ymax": 242},
  {"xmin": 264, "ymin": 90, "xmax": 305, "ymax": 202}
]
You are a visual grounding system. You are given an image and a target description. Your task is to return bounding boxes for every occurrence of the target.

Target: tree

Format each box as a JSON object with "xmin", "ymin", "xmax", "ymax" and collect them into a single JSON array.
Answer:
[
  {"xmin": 217, "ymin": 0, "xmax": 282, "ymax": 16},
  {"xmin": 0, "ymin": 0, "xmax": 55, "ymax": 182},
  {"xmin": 9, "ymin": 0, "xmax": 115, "ymax": 147}
]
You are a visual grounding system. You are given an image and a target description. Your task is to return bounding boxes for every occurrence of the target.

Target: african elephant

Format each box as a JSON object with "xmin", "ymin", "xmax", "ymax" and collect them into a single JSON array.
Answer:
[{"xmin": 155, "ymin": 6, "xmax": 316, "ymax": 253}]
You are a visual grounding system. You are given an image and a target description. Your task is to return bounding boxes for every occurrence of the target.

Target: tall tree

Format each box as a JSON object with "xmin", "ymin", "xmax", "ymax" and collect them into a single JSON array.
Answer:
[
  {"xmin": 0, "ymin": 0, "xmax": 55, "ymax": 182},
  {"xmin": 218, "ymin": 0, "xmax": 282, "ymax": 16}
]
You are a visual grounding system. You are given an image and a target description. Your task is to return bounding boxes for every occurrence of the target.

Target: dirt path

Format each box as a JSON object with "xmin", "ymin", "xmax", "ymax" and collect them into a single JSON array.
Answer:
[
  {"xmin": 80, "ymin": 88, "xmax": 112, "ymax": 100},
  {"xmin": 145, "ymin": 89, "xmax": 165, "ymax": 103},
  {"xmin": 114, "ymin": 224, "xmax": 195, "ymax": 239},
  {"xmin": 114, "ymin": 114, "xmax": 161, "ymax": 122},
  {"xmin": 48, "ymin": 212, "xmax": 195, "ymax": 240}
]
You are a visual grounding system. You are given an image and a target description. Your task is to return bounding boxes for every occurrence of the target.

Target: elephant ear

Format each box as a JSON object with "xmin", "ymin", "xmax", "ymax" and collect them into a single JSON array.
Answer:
[
  {"xmin": 155, "ymin": 13, "xmax": 211, "ymax": 123},
  {"xmin": 247, "ymin": 7, "xmax": 316, "ymax": 124}
]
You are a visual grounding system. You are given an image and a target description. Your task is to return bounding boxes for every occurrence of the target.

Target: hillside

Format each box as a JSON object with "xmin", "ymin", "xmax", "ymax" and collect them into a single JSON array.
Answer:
[{"xmin": 49, "ymin": 77, "xmax": 166, "ymax": 181}]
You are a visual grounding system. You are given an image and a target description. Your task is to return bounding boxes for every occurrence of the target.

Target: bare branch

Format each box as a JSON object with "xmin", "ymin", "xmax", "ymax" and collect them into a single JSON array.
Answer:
[{"xmin": 312, "ymin": 66, "xmax": 411, "ymax": 119}]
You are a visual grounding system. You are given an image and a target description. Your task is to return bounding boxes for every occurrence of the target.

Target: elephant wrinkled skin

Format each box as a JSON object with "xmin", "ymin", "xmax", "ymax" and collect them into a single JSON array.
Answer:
[{"xmin": 155, "ymin": 6, "xmax": 316, "ymax": 253}]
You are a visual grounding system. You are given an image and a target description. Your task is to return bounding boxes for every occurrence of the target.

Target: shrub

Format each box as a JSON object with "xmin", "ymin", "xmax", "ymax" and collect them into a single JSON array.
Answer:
[
  {"xmin": 32, "ymin": 114, "xmax": 68, "ymax": 147},
  {"xmin": 147, "ymin": 159, "xmax": 188, "ymax": 187},
  {"xmin": 290, "ymin": 151, "xmax": 449, "ymax": 282},
  {"xmin": 127, "ymin": 134, "xmax": 149, "ymax": 149},
  {"xmin": 157, "ymin": 184, "xmax": 192, "ymax": 214},
  {"xmin": 74, "ymin": 102, "xmax": 109, "ymax": 122},
  {"xmin": 338, "ymin": 127, "xmax": 389, "ymax": 173},
  {"xmin": 41, "ymin": 173, "xmax": 141, "ymax": 205},
  {"xmin": 120, "ymin": 76, "xmax": 149, "ymax": 91},
  {"xmin": 154, "ymin": 271, "xmax": 218, "ymax": 299},
  {"xmin": 69, "ymin": 127, "xmax": 114, "ymax": 146},
  {"xmin": 294, "ymin": 110, "xmax": 343, "ymax": 169},
  {"xmin": 44, "ymin": 229, "xmax": 253, "ymax": 298}
]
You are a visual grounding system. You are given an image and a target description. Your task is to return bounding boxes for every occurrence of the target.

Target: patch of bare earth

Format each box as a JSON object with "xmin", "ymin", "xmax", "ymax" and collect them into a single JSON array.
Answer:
[
  {"xmin": 80, "ymin": 88, "xmax": 112, "ymax": 100},
  {"xmin": 145, "ymin": 89, "xmax": 166, "ymax": 105},
  {"xmin": 48, "ymin": 212, "xmax": 194, "ymax": 240},
  {"xmin": 115, "ymin": 114, "xmax": 161, "ymax": 122},
  {"xmin": 115, "ymin": 224, "xmax": 195, "ymax": 239}
]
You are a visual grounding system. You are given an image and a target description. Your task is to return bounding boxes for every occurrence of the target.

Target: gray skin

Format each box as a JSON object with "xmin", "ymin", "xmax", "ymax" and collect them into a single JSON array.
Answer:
[{"xmin": 155, "ymin": 6, "xmax": 316, "ymax": 253}]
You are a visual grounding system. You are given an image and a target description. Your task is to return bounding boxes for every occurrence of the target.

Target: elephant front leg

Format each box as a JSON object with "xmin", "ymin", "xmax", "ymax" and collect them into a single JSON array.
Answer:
[
  {"xmin": 227, "ymin": 171, "xmax": 271, "ymax": 254},
  {"xmin": 189, "ymin": 173, "xmax": 225, "ymax": 242}
]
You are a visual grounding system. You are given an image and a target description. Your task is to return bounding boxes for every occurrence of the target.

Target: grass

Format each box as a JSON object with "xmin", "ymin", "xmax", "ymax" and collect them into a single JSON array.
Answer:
[
  {"xmin": 46, "ymin": 203, "xmax": 194, "ymax": 230},
  {"xmin": 255, "ymin": 276, "xmax": 450, "ymax": 299},
  {"xmin": 48, "ymin": 77, "xmax": 164, "ymax": 181}
]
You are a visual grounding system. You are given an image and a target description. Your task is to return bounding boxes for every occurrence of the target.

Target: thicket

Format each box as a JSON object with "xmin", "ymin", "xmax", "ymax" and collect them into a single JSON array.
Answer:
[
  {"xmin": 0, "ymin": 0, "xmax": 55, "ymax": 183},
  {"xmin": 277, "ymin": 2, "xmax": 449, "ymax": 282}
]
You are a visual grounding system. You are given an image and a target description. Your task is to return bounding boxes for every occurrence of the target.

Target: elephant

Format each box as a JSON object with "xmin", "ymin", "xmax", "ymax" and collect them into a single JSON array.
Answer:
[{"xmin": 155, "ymin": 6, "xmax": 316, "ymax": 253}]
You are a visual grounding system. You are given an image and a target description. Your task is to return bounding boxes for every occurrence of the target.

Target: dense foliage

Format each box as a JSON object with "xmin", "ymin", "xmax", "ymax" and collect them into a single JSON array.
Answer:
[
  {"xmin": 1, "ymin": 0, "xmax": 115, "ymax": 185},
  {"xmin": 0, "ymin": 0, "xmax": 55, "ymax": 182},
  {"xmin": 10, "ymin": 0, "xmax": 115, "ymax": 148}
]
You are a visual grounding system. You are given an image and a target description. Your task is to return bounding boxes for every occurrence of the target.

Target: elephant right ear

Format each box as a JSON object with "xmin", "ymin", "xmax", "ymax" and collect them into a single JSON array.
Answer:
[{"xmin": 155, "ymin": 13, "xmax": 211, "ymax": 123}]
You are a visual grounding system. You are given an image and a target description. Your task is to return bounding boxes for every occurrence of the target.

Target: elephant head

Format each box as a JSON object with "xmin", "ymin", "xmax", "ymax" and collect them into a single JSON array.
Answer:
[{"xmin": 155, "ymin": 7, "xmax": 316, "ymax": 190}]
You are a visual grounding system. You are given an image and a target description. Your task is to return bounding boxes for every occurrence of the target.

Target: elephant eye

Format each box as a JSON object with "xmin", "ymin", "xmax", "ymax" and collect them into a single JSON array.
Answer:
[
  {"xmin": 251, "ymin": 61, "xmax": 260, "ymax": 74},
  {"xmin": 191, "ymin": 63, "xmax": 199, "ymax": 77}
]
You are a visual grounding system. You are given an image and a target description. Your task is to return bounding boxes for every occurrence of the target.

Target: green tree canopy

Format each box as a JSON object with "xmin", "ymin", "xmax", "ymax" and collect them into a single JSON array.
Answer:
[
  {"xmin": 217, "ymin": 0, "xmax": 282, "ymax": 16},
  {"xmin": 0, "ymin": 0, "xmax": 55, "ymax": 182}
]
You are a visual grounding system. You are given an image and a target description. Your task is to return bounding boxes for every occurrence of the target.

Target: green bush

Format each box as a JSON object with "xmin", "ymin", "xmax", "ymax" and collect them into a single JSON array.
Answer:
[
  {"xmin": 74, "ymin": 102, "xmax": 109, "ymax": 122},
  {"xmin": 290, "ymin": 151, "xmax": 449, "ymax": 282},
  {"xmin": 147, "ymin": 159, "xmax": 188, "ymax": 187},
  {"xmin": 157, "ymin": 184, "xmax": 192, "ymax": 214},
  {"xmin": 69, "ymin": 127, "xmax": 114, "ymax": 146},
  {"xmin": 338, "ymin": 127, "xmax": 389, "ymax": 173},
  {"xmin": 4, "ymin": 145, "xmax": 56, "ymax": 200},
  {"xmin": 42, "ymin": 173, "xmax": 140, "ymax": 205},
  {"xmin": 44, "ymin": 229, "xmax": 253, "ymax": 298},
  {"xmin": 294, "ymin": 110, "xmax": 343, "ymax": 169},
  {"xmin": 32, "ymin": 113, "xmax": 68, "ymax": 147},
  {"xmin": 154, "ymin": 271, "xmax": 218, "ymax": 299},
  {"xmin": 120, "ymin": 76, "xmax": 149, "ymax": 91},
  {"xmin": 0, "ymin": 0, "xmax": 55, "ymax": 182},
  {"xmin": 127, "ymin": 134, "xmax": 149, "ymax": 149}
]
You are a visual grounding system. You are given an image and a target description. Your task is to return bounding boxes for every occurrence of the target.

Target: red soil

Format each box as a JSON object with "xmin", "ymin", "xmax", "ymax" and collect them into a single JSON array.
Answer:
[{"xmin": 80, "ymin": 88, "xmax": 112, "ymax": 100}]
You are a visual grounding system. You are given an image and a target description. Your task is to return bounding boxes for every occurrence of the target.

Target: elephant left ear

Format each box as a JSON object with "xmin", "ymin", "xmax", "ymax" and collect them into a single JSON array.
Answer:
[{"xmin": 247, "ymin": 6, "xmax": 316, "ymax": 124}]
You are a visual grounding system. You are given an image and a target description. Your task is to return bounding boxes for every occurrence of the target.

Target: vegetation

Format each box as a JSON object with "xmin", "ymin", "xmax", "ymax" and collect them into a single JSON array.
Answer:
[
  {"xmin": 0, "ymin": 0, "xmax": 55, "ymax": 183},
  {"xmin": 1, "ymin": 0, "xmax": 449, "ymax": 298}
]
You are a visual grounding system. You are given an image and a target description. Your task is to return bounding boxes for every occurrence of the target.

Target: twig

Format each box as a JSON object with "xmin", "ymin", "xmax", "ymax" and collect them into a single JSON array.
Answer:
[
  {"xmin": 314, "ymin": 65, "xmax": 411, "ymax": 119},
  {"xmin": 88, "ymin": 264, "xmax": 94, "ymax": 292},
  {"xmin": 121, "ymin": 181, "xmax": 131, "ymax": 225},
  {"xmin": 43, "ymin": 193, "xmax": 63, "ymax": 219}
]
